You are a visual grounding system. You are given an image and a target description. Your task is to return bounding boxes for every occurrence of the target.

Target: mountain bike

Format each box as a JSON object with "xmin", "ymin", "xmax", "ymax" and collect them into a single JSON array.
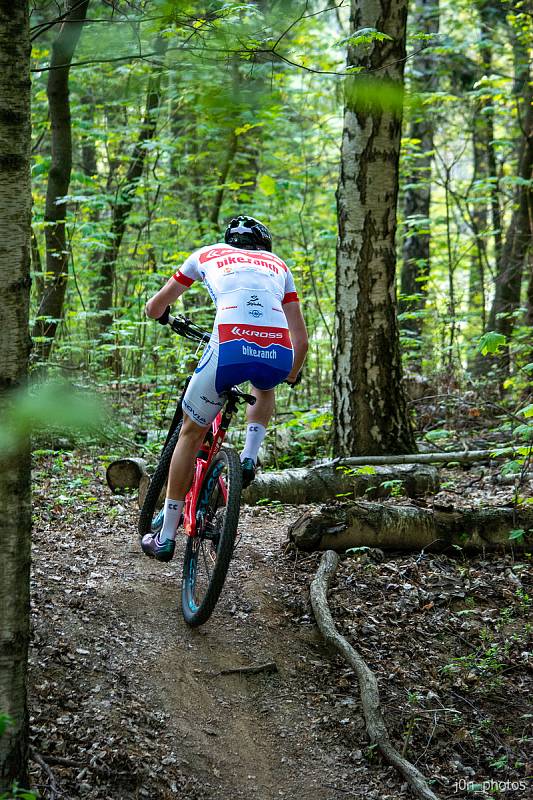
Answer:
[{"xmin": 138, "ymin": 313, "xmax": 256, "ymax": 627}]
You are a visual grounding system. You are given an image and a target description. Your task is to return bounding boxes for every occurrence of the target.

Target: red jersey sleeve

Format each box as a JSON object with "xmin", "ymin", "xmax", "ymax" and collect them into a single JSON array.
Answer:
[
  {"xmin": 173, "ymin": 250, "xmax": 203, "ymax": 287},
  {"xmin": 282, "ymin": 268, "xmax": 300, "ymax": 305}
]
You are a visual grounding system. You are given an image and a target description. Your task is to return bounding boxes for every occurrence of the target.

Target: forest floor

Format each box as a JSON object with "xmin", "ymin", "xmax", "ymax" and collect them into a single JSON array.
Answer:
[{"xmin": 29, "ymin": 450, "xmax": 532, "ymax": 800}]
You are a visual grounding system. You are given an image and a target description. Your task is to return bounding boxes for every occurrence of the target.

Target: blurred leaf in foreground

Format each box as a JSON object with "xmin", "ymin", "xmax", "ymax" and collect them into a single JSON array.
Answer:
[{"xmin": 0, "ymin": 381, "xmax": 106, "ymax": 455}]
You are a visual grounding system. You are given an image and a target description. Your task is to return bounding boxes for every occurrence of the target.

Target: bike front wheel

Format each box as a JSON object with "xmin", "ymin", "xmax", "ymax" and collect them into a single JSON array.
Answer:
[{"xmin": 181, "ymin": 447, "xmax": 242, "ymax": 627}]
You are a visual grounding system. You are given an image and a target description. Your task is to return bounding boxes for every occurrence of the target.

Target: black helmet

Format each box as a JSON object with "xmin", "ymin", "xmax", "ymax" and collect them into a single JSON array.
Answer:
[{"xmin": 224, "ymin": 215, "xmax": 272, "ymax": 252}]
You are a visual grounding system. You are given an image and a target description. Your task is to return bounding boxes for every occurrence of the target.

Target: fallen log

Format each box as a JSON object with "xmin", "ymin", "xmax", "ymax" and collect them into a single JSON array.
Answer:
[
  {"xmin": 310, "ymin": 551, "xmax": 439, "ymax": 800},
  {"xmin": 106, "ymin": 457, "xmax": 148, "ymax": 493},
  {"xmin": 288, "ymin": 501, "xmax": 533, "ymax": 552},
  {"xmin": 243, "ymin": 463, "xmax": 438, "ymax": 505},
  {"xmin": 491, "ymin": 473, "xmax": 533, "ymax": 485},
  {"xmin": 315, "ymin": 446, "xmax": 530, "ymax": 469}
]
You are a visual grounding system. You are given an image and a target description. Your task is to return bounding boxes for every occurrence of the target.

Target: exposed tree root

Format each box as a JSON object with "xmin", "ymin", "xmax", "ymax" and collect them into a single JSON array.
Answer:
[
  {"xmin": 310, "ymin": 551, "xmax": 440, "ymax": 800},
  {"xmin": 30, "ymin": 746, "xmax": 61, "ymax": 800}
]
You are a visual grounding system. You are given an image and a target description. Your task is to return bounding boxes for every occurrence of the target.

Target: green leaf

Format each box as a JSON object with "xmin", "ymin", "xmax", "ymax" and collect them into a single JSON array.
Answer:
[
  {"xmin": 425, "ymin": 429, "xmax": 453, "ymax": 442},
  {"xmin": 258, "ymin": 174, "xmax": 276, "ymax": 196},
  {"xmin": 500, "ymin": 460, "xmax": 522, "ymax": 476},
  {"xmin": 477, "ymin": 331, "xmax": 507, "ymax": 356},
  {"xmin": 518, "ymin": 404, "xmax": 533, "ymax": 418},
  {"xmin": 336, "ymin": 27, "xmax": 393, "ymax": 48},
  {"xmin": 508, "ymin": 529, "xmax": 525, "ymax": 541},
  {"xmin": 515, "ymin": 424, "xmax": 533, "ymax": 441}
]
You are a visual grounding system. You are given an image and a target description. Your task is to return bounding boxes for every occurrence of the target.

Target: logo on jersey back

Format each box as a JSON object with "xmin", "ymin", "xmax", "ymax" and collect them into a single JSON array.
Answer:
[
  {"xmin": 218, "ymin": 323, "xmax": 291, "ymax": 349},
  {"xmin": 247, "ymin": 294, "xmax": 263, "ymax": 308}
]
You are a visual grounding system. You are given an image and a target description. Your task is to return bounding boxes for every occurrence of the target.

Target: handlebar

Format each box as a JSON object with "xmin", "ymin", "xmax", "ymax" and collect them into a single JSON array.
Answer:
[{"xmin": 166, "ymin": 313, "xmax": 210, "ymax": 344}]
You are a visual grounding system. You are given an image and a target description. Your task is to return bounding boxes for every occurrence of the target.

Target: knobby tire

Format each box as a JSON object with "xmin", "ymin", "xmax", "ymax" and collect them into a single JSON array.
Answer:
[{"xmin": 181, "ymin": 447, "xmax": 242, "ymax": 627}]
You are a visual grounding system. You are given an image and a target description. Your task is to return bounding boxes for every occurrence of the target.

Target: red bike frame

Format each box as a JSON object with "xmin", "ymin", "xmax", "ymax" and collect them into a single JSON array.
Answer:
[{"xmin": 182, "ymin": 411, "xmax": 229, "ymax": 537}]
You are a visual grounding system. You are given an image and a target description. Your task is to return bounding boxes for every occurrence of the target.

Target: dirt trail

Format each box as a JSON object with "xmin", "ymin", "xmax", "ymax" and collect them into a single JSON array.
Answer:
[
  {"xmin": 31, "ymin": 466, "xmax": 397, "ymax": 800},
  {"xmin": 111, "ymin": 507, "xmax": 360, "ymax": 800},
  {"xmin": 30, "ymin": 453, "xmax": 533, "ymax": 799}
]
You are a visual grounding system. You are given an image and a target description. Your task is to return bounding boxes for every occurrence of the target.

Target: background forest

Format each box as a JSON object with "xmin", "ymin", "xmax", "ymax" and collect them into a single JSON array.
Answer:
[
  {"xmin": 29, "ymin": 0, "xmax": 533, "ymax": 463},
  {"xmin": 1, "ymin": 1, "xmax": 532, "ymax": 798}
]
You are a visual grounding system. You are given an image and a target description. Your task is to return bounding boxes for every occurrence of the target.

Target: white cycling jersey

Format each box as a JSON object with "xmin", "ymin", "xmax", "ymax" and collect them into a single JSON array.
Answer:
[
  {"xmin": 173, "ymin": 243, "xmax": 299, "ymax": 340},
  {"xmin": 173, "ymin": 243, "xmax": 300, "ymax": 427}
]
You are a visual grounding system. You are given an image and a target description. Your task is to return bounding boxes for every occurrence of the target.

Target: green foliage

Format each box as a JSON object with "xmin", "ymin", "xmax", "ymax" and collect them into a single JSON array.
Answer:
[
  {"xmin": 336, "ymin": 27, "xmax": 393, "ymax": 49},
  {"xmin": 0, "ymin": 787, "xmax": 38, "ymax": 800},
  {"xmin": 379, "ymin": 479, "xmax": 405, "ymax": 497},
  {"xmin": 345, "ymin": 77, "xmax": 405, "ymax": 116},
  {"xmin": 27, "ymin": 0, "xmax": 532, "ymax": 460},
  {"xmin": 477, "ymin": 331, "xmax": 507, "ymax": 356},
  {"xmin": 350, "ymin": 465, "xmax": 377, "ymax": 476},
  {"xmin": 0, "ymin": 382, "xmax": 105, "ymax": 453},
  {"xmin": 0, "ymin": 713, "xmax": 12, "ymax": 738},
  {"xmin": 0, "ymin": 717, "xmax": 38, "ymax": 800},
  {"xmin": 425, "ymin": 429, "xmax": 454, "ymax": 442}
]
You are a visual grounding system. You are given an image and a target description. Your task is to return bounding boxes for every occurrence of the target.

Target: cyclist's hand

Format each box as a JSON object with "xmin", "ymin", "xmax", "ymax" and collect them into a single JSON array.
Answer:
[
  {"xmin": 156, "ymin": 305, "xmax": 170, "ymax": 325},
  {"xmin": 285, "ymin": 370, "xmax": 303, "ymax": 388}
]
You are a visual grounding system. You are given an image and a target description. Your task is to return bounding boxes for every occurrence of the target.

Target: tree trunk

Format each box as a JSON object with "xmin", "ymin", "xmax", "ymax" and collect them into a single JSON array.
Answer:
[
  {"xmin": 288, "ymin": 502, "xmax": 533, "ymax": 553},
  {"xmin": 242, "ymin": 464, "xmax": 438, "ymax": 505},
  {"xmin": 399, "ymin": 0, "xmax": 439, "ymax": 340},
  {"xmin": 96, "ymin": 37, "xmax": 168, "ymax": 332},
  {"xmin": 0, "ymin": 0, "xmax": 32, "ymax": 789},
  {"xmin": 31, "ymin": 0, "xmax": 90, "ymax": 363},
  {"xmin": 526, "ymin": 251, "xmax": 533, "ymax": 329},
  {"xmin": 80, "ymin": 93, "xmax": 97, "ymax": 178},
  {"xmin": 210, "ymin": 130, "xmax": 237, "ymax": 226},
  {"xmin": 487, "ymin": 38, "xmax": 532, "ymax": 357},
  {"xmin": 478, "ymin": 3, "xmax": 503, "ymax": 280},
  {"xmin": 467, "ymin": 119, "xmax": 489, "ymax": 337},
  {"xmin": 333, "ymin": 0, "xmax": 415, "ymax": 456}
]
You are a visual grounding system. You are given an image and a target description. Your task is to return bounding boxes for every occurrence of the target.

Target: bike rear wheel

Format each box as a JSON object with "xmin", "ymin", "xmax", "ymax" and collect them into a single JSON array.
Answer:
[
  {"xmin": 181, "ymin": 447, "xmax": 242, "ymax": 627},
  {"xmin": 138, "ymin": 422, "xmax": 182, "ymax": 537}
]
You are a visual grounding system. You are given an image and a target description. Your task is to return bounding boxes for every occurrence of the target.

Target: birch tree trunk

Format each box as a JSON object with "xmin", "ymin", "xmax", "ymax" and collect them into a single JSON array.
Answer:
[
  {"xmin": 32, "ymin": 0, "xmax": 90, "ymax": 363},
  {"xmin": 333, "ymin": 0, "xmax": 416, "ymax": 456},
  {"xmin": 0, "ymin": 0, "xmax": 32, "ymax": 788}
]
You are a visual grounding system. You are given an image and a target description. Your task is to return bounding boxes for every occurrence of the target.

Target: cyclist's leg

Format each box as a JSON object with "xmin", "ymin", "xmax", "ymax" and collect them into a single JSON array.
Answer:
[
  {"xmin": 240, "ymin": 387, "xmax": 274, "ymax": 468},
  {"xmin": 248, "ymin": 386, "xmax": 275, "ymax": 425},
  {"xmin": 165, "ymin": 338, "xmax": 224, "ymax": 515},
  {"xmin": 239, "ymin": 364, "xmax": 292, "ymax": 482},
  {"xmin": 166, "ymin": 414, "xmax": 209, "ymax": 499},
  {"xmin": 143, "ymin": 341, "xmax": 223, "ymax": 556},
  {"xmin": 147, "ymin": 415, "xmax": 208, "ymax": 550}
]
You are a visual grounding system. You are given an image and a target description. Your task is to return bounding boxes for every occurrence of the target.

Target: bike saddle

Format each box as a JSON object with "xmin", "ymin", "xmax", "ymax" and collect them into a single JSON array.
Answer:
[{"xmin": 229, "ymin": 386, "xmax": 257, "ymax": 406}]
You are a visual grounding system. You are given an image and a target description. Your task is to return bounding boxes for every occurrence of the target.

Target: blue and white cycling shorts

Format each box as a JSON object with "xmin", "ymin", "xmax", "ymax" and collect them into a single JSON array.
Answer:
[{"xmin": 182, "ymin": 323, "xmax": 293, "ymax": 427}]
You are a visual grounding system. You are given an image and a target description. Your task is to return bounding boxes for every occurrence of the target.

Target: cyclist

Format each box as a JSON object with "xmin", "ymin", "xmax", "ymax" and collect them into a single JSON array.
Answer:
[{"xmin": 141, "ymin": 215, "xmax": 308, "ymax": 561}]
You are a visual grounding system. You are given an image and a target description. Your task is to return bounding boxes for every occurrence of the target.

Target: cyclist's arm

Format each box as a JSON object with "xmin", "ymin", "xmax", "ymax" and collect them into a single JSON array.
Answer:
[
  {"xmin": 145, "ymin": 278, "xmax": 188, "ymax": 319},
  {"xmin": 284, "ymin": 300, "xmax": 308, "ymax": 382}
]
